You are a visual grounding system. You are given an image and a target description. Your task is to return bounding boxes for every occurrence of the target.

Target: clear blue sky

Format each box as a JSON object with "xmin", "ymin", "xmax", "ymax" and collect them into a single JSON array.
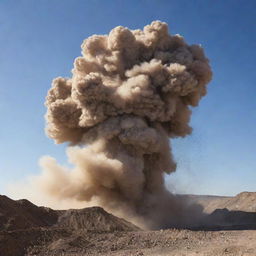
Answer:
[{"xmin": 0, "ymin": 0, "xmax": 255, "ymax": 196}]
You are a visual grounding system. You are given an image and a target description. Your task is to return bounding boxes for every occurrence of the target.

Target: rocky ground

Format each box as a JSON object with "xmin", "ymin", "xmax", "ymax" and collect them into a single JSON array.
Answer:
[{"xmin": 1, "ymin": 193, "xmax": 256, "ymax": 256}]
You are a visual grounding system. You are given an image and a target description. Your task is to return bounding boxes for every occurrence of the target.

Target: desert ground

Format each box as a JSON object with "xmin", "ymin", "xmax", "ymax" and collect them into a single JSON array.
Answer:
[{"xmin": 1, "ymin": 192, "xmax": 256, "ymax": 256}]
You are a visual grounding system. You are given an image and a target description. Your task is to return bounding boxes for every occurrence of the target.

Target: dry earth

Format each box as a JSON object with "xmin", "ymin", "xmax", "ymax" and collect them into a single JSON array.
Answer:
[
  {"xmin": 190, "ymin": 192, "xmax": 256, "ymax": 213},
  {"xmin": 1, "ymin": 193, "xmax": 256, "ymax": 256}
]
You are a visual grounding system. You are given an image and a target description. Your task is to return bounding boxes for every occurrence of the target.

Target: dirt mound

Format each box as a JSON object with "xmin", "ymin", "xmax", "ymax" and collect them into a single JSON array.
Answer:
[
  {"xmin": 222, "ymin": 192, "xmax": 256, "ymax": 212},
  {"xmin": 192, "ymin": 192, "xmax": 256, "ymax": 213},
  {"xmin": 0, "ymin": 195, "xmax": 140, "ymax": 256},
  {"xmin": 56, "ymin": 207, "xmax": 140, "ymax": 232},
  {"xmin": 0, "ymin": 195, "xmax": 58, "ymax": 231}
]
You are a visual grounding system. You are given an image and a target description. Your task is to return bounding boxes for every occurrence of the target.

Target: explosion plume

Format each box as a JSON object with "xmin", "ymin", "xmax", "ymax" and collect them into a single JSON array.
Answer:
[{"xmin": 19, "ymin": 21, "xmax": 212, "ymax": 229}]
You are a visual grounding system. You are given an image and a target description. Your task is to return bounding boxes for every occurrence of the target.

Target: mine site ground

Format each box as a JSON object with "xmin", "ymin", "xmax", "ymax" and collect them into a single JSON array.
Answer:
[
  {"xmin": 1, "ymin": 192, "xmax": 256, "ymax": 256},
  {"xmin": 26, "ymin": 229, "xmax": 256, "ymax": 256}
]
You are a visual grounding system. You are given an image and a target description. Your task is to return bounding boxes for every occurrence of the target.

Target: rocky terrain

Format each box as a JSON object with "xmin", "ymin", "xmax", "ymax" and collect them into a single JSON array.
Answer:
[
  {"xmin": 1, "ymin": 193, "xmax": 256, "ymax": 256},
  {"xmin": 190, "ymin": 192, "xmax": 256, "ymax": 213}
]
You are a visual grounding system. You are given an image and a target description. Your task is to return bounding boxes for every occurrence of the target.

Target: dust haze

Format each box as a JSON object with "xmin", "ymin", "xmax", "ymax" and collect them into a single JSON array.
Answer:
[{"xmin": 8, "ymin": 21, "xmax": 212, "ymax": 229}]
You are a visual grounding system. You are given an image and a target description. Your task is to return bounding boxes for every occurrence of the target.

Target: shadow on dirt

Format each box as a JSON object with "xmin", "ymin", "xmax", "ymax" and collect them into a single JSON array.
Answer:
[{"xmin": 187, "ymin": 208, "xmax": 256, "ymax": 231}]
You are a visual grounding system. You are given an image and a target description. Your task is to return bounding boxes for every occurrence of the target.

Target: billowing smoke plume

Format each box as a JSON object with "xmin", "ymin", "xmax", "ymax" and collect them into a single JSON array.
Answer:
[{"xmin": 17, "ymin": 21, "xmax": 212, "ymax": 229}]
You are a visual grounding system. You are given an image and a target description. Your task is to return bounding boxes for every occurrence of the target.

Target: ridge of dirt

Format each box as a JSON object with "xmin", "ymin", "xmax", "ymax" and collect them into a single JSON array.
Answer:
[
  {"xmin": 2, "ymin": 194, "xmax": 256, "ymax": 256},
  {"xmin": 192, "ymin": 192, "xmax": 256, "ymax": 213},
  {"xmin": 0, "ymin": 195, "xmax": 58, "ymax": 231},
  {"xmin": 0, "ymin": 195, "xmax": 140, "ymax": 256},
  {"xmin": 56, "ymin": 207, "xmax": 140, "ymax": 232}
]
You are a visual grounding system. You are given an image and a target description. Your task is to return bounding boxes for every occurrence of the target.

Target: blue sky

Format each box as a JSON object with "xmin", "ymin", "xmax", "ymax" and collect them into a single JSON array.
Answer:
[{"xmin": 0, "ymin": 0, "xmax": 255, "ymax": 197}]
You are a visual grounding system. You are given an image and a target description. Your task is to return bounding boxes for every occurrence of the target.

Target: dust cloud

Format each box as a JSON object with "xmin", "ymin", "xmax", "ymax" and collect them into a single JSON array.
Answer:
[{"xmin": 9, "ymin": 21, "xmax": 212, "ymax": 229}]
